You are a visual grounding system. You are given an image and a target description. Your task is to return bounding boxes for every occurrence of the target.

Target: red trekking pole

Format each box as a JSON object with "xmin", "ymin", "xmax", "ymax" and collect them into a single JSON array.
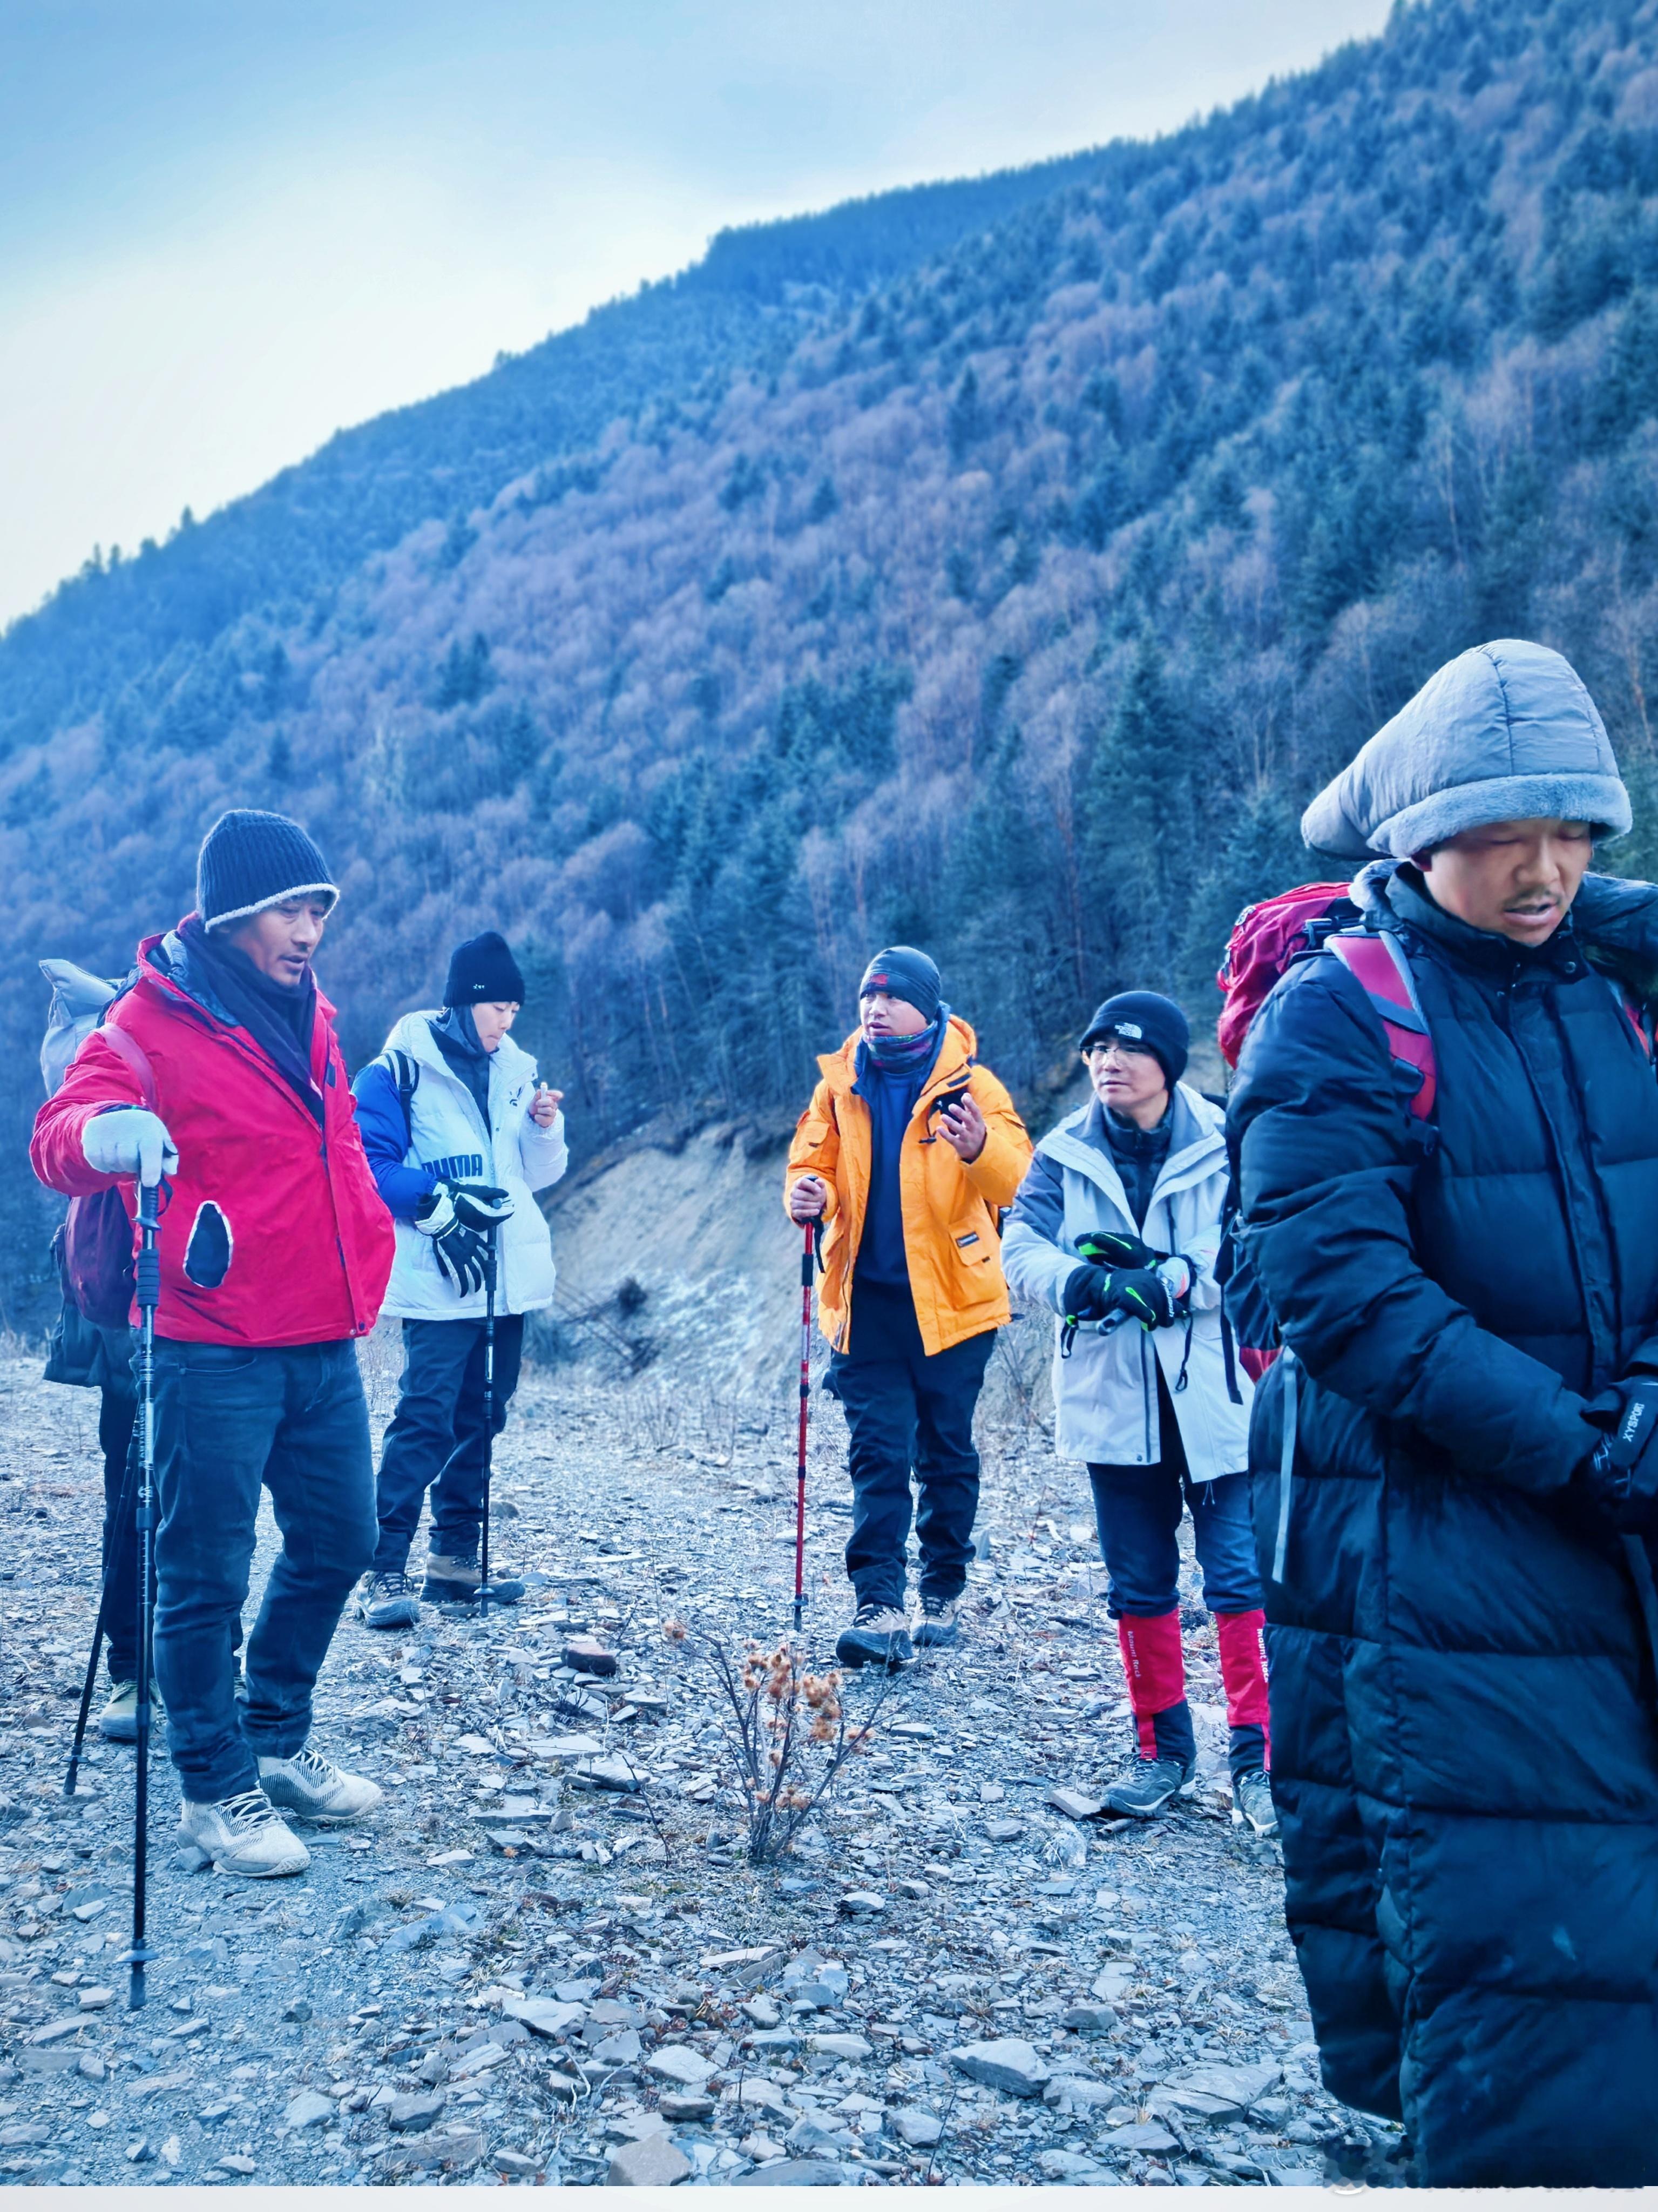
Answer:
[{"xmin": 794, "ymin": 1218, "xmax": 820, "ymax": 1633}]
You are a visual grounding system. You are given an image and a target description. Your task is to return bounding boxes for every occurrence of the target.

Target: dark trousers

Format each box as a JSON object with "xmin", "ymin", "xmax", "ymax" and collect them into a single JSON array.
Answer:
[
  {"xmin": 826, "ymin": 1280, "xmax": 995, "ymax": 1609},
  {"xmin": 372, "ymin": 1316, "xmax": 525, "ymax": 1571},
  {"xmin": 151, "ymin": 1339, "xmax": 377, "ymax": 1802},
  {"xmin": 98, "ymin": 1381, "xmax": 140, "ymax": 1685}
]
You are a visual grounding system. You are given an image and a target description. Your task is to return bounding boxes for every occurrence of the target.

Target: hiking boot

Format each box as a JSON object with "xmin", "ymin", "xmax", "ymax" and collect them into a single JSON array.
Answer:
[
  {"xmin": 178, "ymin": 1789, "xmax": 310, "ymax": 1879},
  {"xmin": 257, "ymin": 1749, "xmax": 384, "ymax": 1825},
  {"xmin": 912, "ymin": 1591, "xmax": 964, "ymax": 1649},
  {"xmin": 97, "ymin": 1679, "xmax": 158, "ymax": 1743},
  {"xmin": 1233, "ymin": 1769, "xmax": 1278, "ymax": 1838},
  {"xmin": 424, "ymin": 1552, "xmax": 481, "ymax": 1603},
  {"xmin": 1103, "ymin": 1752, "xmax": 1197, "ymax": 1819},
  {"xmin": 835, "ymin": 1604, "xmax": 913, "ymax": 1670},
  {"xmin": 356, "ymin": 1570, "xmax": 422, "ymax": 1630}
]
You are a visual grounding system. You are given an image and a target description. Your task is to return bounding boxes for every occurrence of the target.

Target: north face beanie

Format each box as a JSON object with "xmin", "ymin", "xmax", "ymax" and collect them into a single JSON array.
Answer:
[
  {"xmin": 197, "ymin": 810, "xmax": 339, "ymax": 930},
  {"xmin": 1079, "ymin": 990, "xmax": 1190, "ymax": 1088},
  {"xmin": 444, "ymin": 930, "xmax": 527, "ymax": 1007}
]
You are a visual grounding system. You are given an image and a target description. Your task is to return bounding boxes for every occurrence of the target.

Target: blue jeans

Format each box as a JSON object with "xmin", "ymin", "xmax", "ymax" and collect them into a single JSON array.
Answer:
[
  {"xmin": 371, "ymin": 1316, "xmax": 525, "ymax": 1571},
  {"xmin": 98, "ymin": 1373, "xmax": 139, "ymax": 1685},
  {"xmin": 151, "ymin": 1339, "xmax": 377, "ymax": 1802},
  {"xmin": 1087, "ymin": 1463, "xmax": 1261, "ymax": 1620},
  {"xmin": 825, "ymin": 1282, "xmax": 996, "ymax": 1609}
]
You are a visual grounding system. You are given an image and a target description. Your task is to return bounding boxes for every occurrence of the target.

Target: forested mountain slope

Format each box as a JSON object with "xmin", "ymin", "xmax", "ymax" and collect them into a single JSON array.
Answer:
[{"xmin": 7, "ymin": 0, "xmax": 1658, "ymax": 1323}]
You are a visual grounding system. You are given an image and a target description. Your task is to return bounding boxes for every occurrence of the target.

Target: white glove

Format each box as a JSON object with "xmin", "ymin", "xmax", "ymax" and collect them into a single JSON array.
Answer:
[{"xmin": 82, "ymin": 1108, "xmax": 178, "ymax": 1186}]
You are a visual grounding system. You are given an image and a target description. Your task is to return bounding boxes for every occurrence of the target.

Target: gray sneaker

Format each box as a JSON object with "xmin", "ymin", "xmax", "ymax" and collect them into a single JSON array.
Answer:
[
  {"xmin": 835, "ymin": 1604, "xmax": 913, "ymax": 1670},
  {"xmin": 1233, "ymin": 1769, "xmax": 1278, "ymax": 1837},
  {"xmin": 356, "ymin": 1570, "xmax": 421, "ymax": 1630},
  {"xmin": 1104, "ymin": 1753, "xmax": 1197, "ymax": 1818}
]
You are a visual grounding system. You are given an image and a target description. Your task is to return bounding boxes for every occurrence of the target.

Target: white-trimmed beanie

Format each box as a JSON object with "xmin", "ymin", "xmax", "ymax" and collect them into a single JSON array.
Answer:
[
  {"xmin": 1301, "ymin": 639, "xmax": 1631, "ymax": 862},
  {"xmin": 196, "ymin": 809, "xmax": 340, "ymax": 930}
]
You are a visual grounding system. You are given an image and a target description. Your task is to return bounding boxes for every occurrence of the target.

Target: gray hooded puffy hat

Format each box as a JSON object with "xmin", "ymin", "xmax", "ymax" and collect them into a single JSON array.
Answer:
[{"xmin": 1300, "ymin": 639, "xmax": 1631, "ymax": 862}]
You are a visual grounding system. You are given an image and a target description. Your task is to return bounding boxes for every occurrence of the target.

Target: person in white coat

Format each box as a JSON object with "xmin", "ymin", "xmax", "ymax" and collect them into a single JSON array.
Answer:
[
  {"xmin": 1002, "ymin": 991, "xmax": 1273, "ymax": 1834},
  {"xmin": 350, "ymin": 932, "xmax": 567, "ymax": 1624}
]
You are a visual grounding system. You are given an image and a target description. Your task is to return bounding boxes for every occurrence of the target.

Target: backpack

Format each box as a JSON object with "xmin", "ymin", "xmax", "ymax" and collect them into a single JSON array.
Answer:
[
  {"xmin": 381, "ymin": 1049, "xmax": 420, "ymax": 1145},
  {"xmin": 1214, "ymin": 882, "xmax": 1654, "ymax": 1388},
  {"xmin": 39, "ymin": 963, "xmax": 159, "ymax": 1330}
]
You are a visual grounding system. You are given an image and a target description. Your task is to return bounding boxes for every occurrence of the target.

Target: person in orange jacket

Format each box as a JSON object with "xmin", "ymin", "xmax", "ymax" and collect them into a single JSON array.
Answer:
[{"xmin": 786, "ymin": 947, "xmax": 1032, "ymax": 1667}]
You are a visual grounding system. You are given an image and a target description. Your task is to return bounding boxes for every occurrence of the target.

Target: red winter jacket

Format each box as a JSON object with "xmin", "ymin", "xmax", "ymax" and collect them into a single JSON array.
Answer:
[{"xmin": 30, "ymin": 926, "xmax": 394, "ymax": 1347}]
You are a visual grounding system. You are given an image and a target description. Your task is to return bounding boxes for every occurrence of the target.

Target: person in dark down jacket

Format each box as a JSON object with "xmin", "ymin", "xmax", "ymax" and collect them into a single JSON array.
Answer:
[
  {"xmin": 31, "ymin": 811, "xmax": 396, "ymax": 1880},
  {"xmin": 1229, "ymin": 639, "xmax": 1658, "ymax": 2186},
  {"xmin": 1002, "ymin": 993, "xmax": 1270, "ymax": 1835}
]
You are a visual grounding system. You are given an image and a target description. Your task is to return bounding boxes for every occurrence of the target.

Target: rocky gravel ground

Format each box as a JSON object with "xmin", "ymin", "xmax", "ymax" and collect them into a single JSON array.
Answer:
[{"xmin": 0, "ymin": 1333, "xmax": 1412, "ymax": 2188}]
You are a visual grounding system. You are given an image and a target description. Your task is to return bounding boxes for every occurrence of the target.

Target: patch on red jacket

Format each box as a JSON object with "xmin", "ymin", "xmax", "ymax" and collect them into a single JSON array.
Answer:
[{"xmin": 184, "ymin": 1202, "xmax": 233, "ymax": 1289}]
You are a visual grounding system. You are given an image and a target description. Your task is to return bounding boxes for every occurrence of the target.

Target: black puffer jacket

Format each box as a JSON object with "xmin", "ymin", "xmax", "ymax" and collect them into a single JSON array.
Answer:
[{"xmin": 1230, "ymin": 864, "xmax": 1658, "ymax": 2188}]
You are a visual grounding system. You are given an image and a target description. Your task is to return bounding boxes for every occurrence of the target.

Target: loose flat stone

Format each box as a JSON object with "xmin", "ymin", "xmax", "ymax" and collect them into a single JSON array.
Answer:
[
  {"xmin": 727, "ymin": 2078, "xmax": 787, "ymax": 2113},
  {"xmin": 733, "ymin": 2159, "xmax": 848, "ymax": 2186},
  {"xmin": 895, "ymin": 1877, "xmax": 931, "ymax": 1899},
  {"xmin": 1159, "ymin": 2059, "xmax": 1281, "ymax": 2113},
  {"xmin": 809, "ymin": 2033, "xmax": 871, "ymax": 2061},
  {"xmin": 537, "ymin": 1734, "xmax": 604, "ymax": 1758},
  {"xmin": 1039, "ymin": 2147, "xmax": 1109, "ymax": 2181},
  {"xmin": 27, "ymin": 2020, "xmax": 81, "ymax": 2045},
  {"xmin": 742, "ymin": 1996, "xmax": 781, "ymax": 2028},
  {"xmin": 502, "ymin": 1998, "xmax": 585, "ymax": 2039},
  {"xmin": 564, "ymin": 1639, "xmax": 618, "ymax": 1676},
  {"xmin": 589, "ymin": 1757, "xmax": 644, "ymax": 1791},
  {"xmin": 984, "ymin": 1818, "xmax": 1024, "ymax": 1842},
  {"xmin": 890, "ymin": 2107, "xmax": 942, "ymax": 2147},
  {"xmin": 646, "ymin": 2045, "xmax": 716, "ymax": 2087},
  {"xmin": 394, "ymin": 2126, "xmax": 485, "ymax": 2173},
  {"xmin": 1044, "ymin": 2074, "xmax": 1118, "ymax": 2110},
  {"xmin": 605, "ymin": 2134, "xmax": 689, "ymax": 2186},
  {"xmin": 1106, "ymin": 2121, "xmax": 1178, "ymax": 2153},
  {"xmin": 838, "ymin": 1890, "xmax": 886, "ymax": 1915},
  {"xmin": 948, "ymin": 2038, "xmax": 1052, "ymax": 2098},
  {"xmin": 388, "ymin": 2091, "xmax": 447, "ymax": 2132},
  {"xmin": 1062, "ymin": 2004, "xmax": 1118, "ymax": 2033},
  {"xmin": 605, "ymin": 2114, "xmax": 671, "ymax": 2144},
  {"xmin": 282, "ymin": 2090, "xmax": 335, "ymax": 2131},
  {"xmin": 1047, "ymin": 1786, "xmax": 1105, "ymax": 1820},
  {"xmin": 659, "ymin": 2092, "xmax": 716, "ymax": 2121},
  {"xmin": 590, "ymin": 2029, "xmax": 642, "ymax": 2066},
  {"xmin": 218, "ymin": 2154, "xmax": 256, "ymax": 2175}
]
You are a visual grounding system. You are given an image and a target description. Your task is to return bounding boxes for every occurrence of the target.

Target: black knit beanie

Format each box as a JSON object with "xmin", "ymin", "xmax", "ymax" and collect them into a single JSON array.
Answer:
[
  {"xmin": 445, "ymin": 930, "xmax": 526, "ymax": 1007},
  {"xmin": 1080, "ymin": 990, "xmax": 1189, "ymax": 1087},
  {"xmin": 858, "ymin": 946, "xmax": 942, "ymax": 1023},
  {"xmin": 197, "ymin": 810, "xmax": 339, "ymax": 930}
]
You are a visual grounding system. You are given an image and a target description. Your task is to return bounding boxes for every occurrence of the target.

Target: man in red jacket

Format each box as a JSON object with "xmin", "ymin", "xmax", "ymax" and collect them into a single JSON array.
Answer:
[{"xmin": 32, "ymin": 810, "xmax": 396, "ymax": 1878}]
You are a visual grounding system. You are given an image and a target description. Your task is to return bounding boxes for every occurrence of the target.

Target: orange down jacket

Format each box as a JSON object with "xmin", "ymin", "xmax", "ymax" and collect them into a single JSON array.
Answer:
[{"xmin": 783, "ymin": 1016, "xmax": 1033, "ymax": 1357}]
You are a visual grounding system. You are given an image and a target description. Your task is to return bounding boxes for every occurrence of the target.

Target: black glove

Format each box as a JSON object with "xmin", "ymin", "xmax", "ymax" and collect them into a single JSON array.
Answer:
[
  {"xmin": 450, "ymin": 1182, "xmax": 514, "ymax": 1231},
  {"xmin": 415, "ymin": 1186, "xmax": 490, "ymax": 1297},
  {"xmin": 1075, "ymin": 1229, "xmax": 1162, "ymax": 1272},
  {"xmin": 1061, "ymin": 1263, "xmax": 1179, "ymax": 1330}
]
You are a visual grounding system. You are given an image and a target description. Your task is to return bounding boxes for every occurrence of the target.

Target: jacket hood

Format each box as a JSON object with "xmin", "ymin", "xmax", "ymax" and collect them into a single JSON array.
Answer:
[
  {"xmin": 383, "ymin": 1007, "xmax": 535, "ymax": 1084},
  {"xmin": 1301, "ymin": 640, "xmax": 1630, "ymax": 862}
]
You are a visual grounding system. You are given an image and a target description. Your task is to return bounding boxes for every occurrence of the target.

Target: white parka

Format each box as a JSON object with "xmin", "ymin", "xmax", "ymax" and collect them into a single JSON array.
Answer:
[
  {"xmin": 1001, "ymin": 1084, "xmax": 1253, "ymax": 1478},
  {"xmin": 379, "ymin": 1011, "xmax": 568, "ymax": 1320}
]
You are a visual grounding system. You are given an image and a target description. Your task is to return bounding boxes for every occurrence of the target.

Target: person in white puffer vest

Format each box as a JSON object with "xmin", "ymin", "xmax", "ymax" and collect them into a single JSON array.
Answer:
[{"xmin": 350, "ymin": 931, "xmax": 567, "ymax": 1624}]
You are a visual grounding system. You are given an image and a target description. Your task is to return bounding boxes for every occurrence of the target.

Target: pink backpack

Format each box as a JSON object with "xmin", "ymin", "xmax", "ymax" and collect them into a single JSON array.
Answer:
[{"xmin": 1217, "ymin": 884, "xmax": 1436, "ymax": 1117}]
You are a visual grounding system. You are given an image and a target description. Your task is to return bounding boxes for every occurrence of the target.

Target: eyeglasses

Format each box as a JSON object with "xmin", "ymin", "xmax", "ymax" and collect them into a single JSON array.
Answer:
[{"xmin": 1082, "ymin": 1038, "xmax": 1153, "ymax": 1064}]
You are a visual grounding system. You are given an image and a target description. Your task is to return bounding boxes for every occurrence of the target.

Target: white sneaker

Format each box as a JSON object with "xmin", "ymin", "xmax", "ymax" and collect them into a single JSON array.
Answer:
[
  {"xmin": 179, "ymin": 1789, "xmax": 311, "ymax": 1879},
  {"xmin": 257, "ymin": 1748, "xmax": 383, "ymax": 1824}
]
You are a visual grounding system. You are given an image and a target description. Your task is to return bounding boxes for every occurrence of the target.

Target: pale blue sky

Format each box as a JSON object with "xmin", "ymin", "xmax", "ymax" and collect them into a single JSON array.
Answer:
[{"xmin": 0, "ymin": 1, "xmax": 1391, "ymax": 626}]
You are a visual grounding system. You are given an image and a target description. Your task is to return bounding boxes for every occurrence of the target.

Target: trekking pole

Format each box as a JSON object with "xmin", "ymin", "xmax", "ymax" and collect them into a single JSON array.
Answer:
[
  {"xmin": 478, "ymin": 1223, "xmax": 497, "ymax": 1616},
  {"xmin": 128, "ymin": 1176, "xmax": 161, "ymax": 2012},
  {"xmin": 64, "ymin": 1406, "xmax": 141, "ymax": 1797},
  {"xmin": 793, "ymin": 1219, "xmax": 821, "ymax": 1634}
]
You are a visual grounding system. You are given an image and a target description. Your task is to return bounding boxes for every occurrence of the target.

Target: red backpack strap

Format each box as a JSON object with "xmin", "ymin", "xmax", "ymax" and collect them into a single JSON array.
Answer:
[
  {"xmin": 1612, "ymin": 977, "xmax": 1654, "ymax": 1061},
  {"xmin": 1328, "ymin": 930, "xmax": 1437, "ymax": 1121},
  {"xmin": 98, "ymin": 1019, "xmax": 159, "ymax": 1111}
]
